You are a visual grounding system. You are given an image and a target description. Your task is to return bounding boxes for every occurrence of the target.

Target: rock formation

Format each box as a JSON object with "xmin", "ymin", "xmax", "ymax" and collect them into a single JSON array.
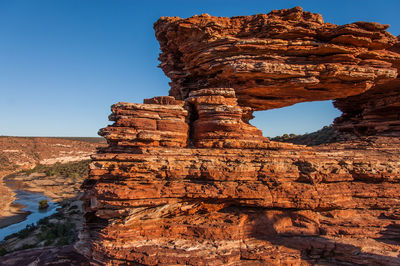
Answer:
[
  {"xmin": 154, "ymin": 6, "xmax": 400, "ymax": 110},
  {"xmin": 334, "ymin": 79, "xmax": 400, "ymax": 137},
  {"xmin": 0, "ymin": 245, "xmax": 87, "ymax": 265},
  {"xmin": 78, "ymin": 7, "xmax": 400, "ymax": 265}
]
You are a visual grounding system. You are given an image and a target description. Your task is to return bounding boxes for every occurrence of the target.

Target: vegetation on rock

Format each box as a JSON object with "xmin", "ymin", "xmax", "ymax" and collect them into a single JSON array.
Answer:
[
  {"xmin": 271, "ymin": 125, "xmax": 344, "ymax": 146},
  {"xmin": 0, "ymin": 199, "xmax": 81, "ymax": 256},
  {"xmin": 22, "ymin": 160, "xmax": 90, "ymax": 179},
  {"xmin": 4, "ymin": 224, "xmax": 36, "ymax": 241},
  {"xmin": 0, "ymin": 155, "xmax": 18, "ymax": 171}
]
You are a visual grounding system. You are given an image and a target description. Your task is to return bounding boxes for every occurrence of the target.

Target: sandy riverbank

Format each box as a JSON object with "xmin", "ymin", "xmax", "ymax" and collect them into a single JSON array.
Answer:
[
  {"xmin": 0, "ymin": 171, "xmax": 17, "ymax": 218},
  {"xmin": 0, "ymin": 165, "xmax": 86, "ymax": 231},
  {"xmin": 0, "ymin": 171, "xmax": 32, "ymax": 230},
  {"xmin": 0, "ymin": 136, "xmax": 104, "ymax": 218},
  {"xmin": 6, "ymin": 172, "xmax": 82, "ymax": 201},
  {"xmin": 0, "ymin": 210, "xmax": 31, "ymax": 229}
]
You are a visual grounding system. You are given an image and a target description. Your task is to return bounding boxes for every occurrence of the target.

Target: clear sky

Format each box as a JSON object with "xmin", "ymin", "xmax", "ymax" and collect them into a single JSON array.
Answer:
[{"xmin": 1, "ymin": 0, "xmax": 399, "ymax": 137}]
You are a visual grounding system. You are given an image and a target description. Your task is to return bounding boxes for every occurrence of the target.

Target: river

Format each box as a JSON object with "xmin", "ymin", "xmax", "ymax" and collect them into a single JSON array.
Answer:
[{"xmin": 0, "ymin": 189, "xmax": 59, "ymax": 241}]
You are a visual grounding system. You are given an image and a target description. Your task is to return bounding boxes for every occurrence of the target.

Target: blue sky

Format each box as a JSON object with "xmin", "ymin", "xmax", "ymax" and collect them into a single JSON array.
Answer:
[{"xmin": 0, "ymin": 0, "xmax": 399, "ymax": 137}]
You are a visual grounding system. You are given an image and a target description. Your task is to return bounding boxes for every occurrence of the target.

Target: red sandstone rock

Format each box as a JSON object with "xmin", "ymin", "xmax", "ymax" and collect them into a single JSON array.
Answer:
[
  {"xmin": 186, "ymin": 88, "xmax": 268, "ymax": 148},
  {"xmin": 154, "ymin": 6, "xmax": 400, "ymax": 110},
  {"xmin": 99, "ymin": 101, "xmax": 189, "ymax": 148},
  {"xmin": 81, "ymin": 132, "xmax": 400, "ymax": 265},
  {"xmin": 80, "ymin": 89, "xmax": 400, "ymax": 265},
  {"xmin": 334, "ymin": 79, "xmax": 400, "ymax": 137},
  {"xmin": 75, "ymin": 7, "xmax": 400, "ymax": 266}
]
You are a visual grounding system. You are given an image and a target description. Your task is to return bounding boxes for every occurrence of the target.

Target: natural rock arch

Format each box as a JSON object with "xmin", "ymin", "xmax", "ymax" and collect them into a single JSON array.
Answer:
[
  {"xmin": 77, "ymin": 7, "xmax": 400, "ymax": 265},
  {"xmin": 154, "ymin": 6, "xmax": 400, "ymax": 137}
]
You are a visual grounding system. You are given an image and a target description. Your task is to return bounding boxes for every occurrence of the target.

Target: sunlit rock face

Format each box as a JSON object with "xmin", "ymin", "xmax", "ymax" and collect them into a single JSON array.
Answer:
[
  {"xmin": 78, "ymin": 7, "xmax": 400, "ymax": 266},
  {"xmin": 154, "ymin": 6, "xmax": 400, "ymax": 111}
]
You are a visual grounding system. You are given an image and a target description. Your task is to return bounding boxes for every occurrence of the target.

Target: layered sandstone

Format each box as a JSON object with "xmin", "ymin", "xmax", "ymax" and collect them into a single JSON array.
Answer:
[
  {"xmin": 80, "ymin": 89, "xmax": 400, "ymax": 265},
  {"xmin": 334, "ymin": 79, "xmax": 400, "ymax": 137},
  {"xmin": 154, "ymin": 6, "xmax": 400, "ymax": 110},
  {"xmin": 98, "ymin": 98, "xmax": 188, "ymax": 148},
  {"xmin": 187, "ymin": 88, "xmax": 267, "ymax": 148},
  {"xmin": 78, "ymin": 7, "xmax": 400, "ymax": 266}
]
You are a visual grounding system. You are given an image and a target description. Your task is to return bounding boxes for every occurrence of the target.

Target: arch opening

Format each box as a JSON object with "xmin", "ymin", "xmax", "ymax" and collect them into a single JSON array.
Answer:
[{"xmin": 250, "ymin": 100, "xmax": 342, "ymax": 144}]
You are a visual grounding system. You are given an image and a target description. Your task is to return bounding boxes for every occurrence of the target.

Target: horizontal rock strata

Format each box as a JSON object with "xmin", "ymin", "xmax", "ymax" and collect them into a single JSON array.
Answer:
[
  {"xmin": 187, "ymin": 88, "xmax": 268, "ymax": 148},
  {"xmin": 78, "ymin": 7, "xmax": 400, "ymax": 266},
  {"xmin": 99, "ymin": 97, "xmax": 189, "ymax": 148},
  {"xmin": 82, "ymin": 136, "xmax": 400, "ymax": 264},
  {"xmin": 80, "ymin": 89, "xmax": 400, "ymax": 265},
  {"xmin": 154, "ymin": 6, "xmax": 400, "ymax": 110},
  {"xmin": 334, "ymin": 79, "xmax": 400, "ymax": 137}
]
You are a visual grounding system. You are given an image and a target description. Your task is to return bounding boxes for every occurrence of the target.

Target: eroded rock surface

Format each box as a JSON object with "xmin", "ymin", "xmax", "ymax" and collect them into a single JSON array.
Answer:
[
  {"xmin": 0, "ymin": 245, "xmax": 88, "ymax": 266},
  {"xmin": 74, "ymin": 7, "xmax": 400, "ymax": 266},
  {"xmin": 154, "ymin": 6, "xmax": 400, "ymax": 110},
  {"xmin": 187, "ymin": 88, "xmax": 267, "ymax": 148},
  {"xmin": 334, "ymin": 79, "xmax": 400, "ymax": 137},
  {"xmin": 78, "ymin": 88, "xmax": 400, "ymax": 265}
]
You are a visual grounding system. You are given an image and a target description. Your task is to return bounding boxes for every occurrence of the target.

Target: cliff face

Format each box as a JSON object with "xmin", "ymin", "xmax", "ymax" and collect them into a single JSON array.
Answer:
[{"xmin": 79, "ymin": 7, "xmax": 400, "ymax": 265}]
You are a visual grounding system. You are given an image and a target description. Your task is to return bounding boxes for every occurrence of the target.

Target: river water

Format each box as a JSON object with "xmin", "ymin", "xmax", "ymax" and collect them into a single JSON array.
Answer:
[{"xmin": 0, "ymin": 190, "xmax": 59, "ymax": 241}]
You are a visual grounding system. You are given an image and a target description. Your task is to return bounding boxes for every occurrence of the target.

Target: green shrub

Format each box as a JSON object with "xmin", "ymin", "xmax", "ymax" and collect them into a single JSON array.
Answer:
[
  {"xmin": 56, "ymin": 236, "xmax": 69, "ymax": 246},
  {"xmin": 38, "ymin": 221, "xmax": 77, "ymax": 246},
  {"xmin": 20, "ymin": 244, "xmax": 36, "ymax": 250},
  {"xmin": 0, "ymin": 247, "xmax": 7, "ymax": 256},
  {"xmin": 0, "ymin": 155, "xmax": 19, "ymax": 171},
  {"xmin": 37, "ymin": 217, "xmax": 50, "ymax": 226},
  {"xmin": 38, "ymin": 199, "xmax": 49, "ymax": 209},
  {"xmin": 4, "ymin": 223, "xmax": 36, "ymax": 240},
  {"xmin": 23, "ymin": 160, "xmax": 90, "ymax": 179},
  {"xmin": 271, "ymin": 125, "xmax": 341, "ymax": 146}
]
